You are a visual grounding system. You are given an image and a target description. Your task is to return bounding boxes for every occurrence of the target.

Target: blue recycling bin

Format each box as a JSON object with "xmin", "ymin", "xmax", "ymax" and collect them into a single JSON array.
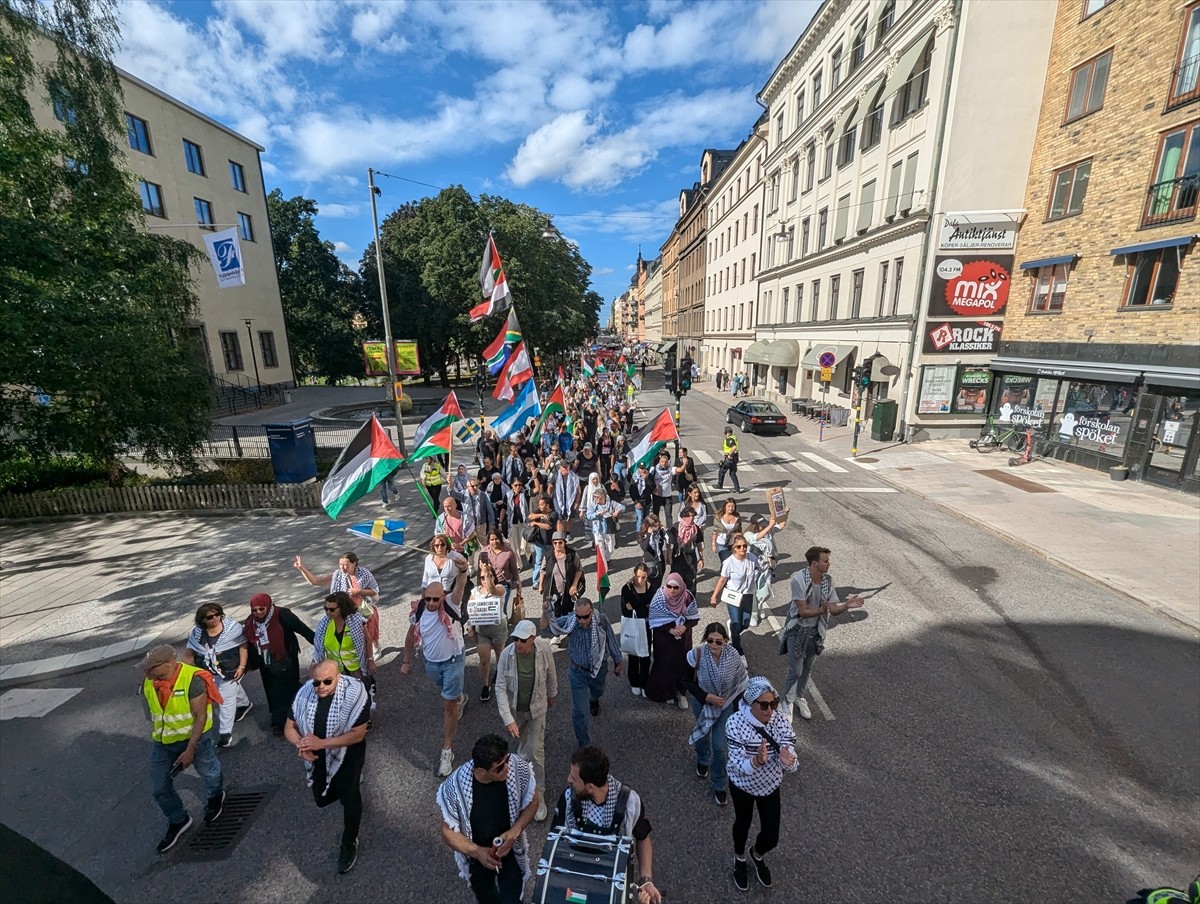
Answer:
[{"xmin": 264, "ymin": 419, "xmax": 317, "ymax": 484}]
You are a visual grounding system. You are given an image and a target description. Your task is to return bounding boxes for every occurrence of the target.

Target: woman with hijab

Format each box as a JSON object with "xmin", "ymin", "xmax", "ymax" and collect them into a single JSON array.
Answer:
[
  {"xmin": 711, "ymin": 498, "xmax": 744, "ymax": 564},
  {"xmin": 313, "ymin": 591, "xmax": 374, "ymax": 687},
  {"xmin": 244, "ymin": 592, "xmax": 315, "ymax": 734},
  {"xmin": 669, "ymin": 506, "xmax": 705, "ymax": 594},
  {"xmin": 684, "ymin": 622, "xmax": 748, "ymax": 806},
  {"xmin": 184, "ymin": 602, "xmax": 250, "ymax": 748},
  {"xmin": 620, "ymin": 563, "xmax": 655, "ymax": 697},
  {"xmin": 644, "ymin": 573, "xmax": 699, "ymax": 708},
  {"xmin": 638, "ymin": 514, "xmax": 671, "ymax": 594},
  {"xmin": 585, "ymin": 486, "xmax": 625, "ymax": 558},
  {"xmin": 423, "ymin": 535, "xmax": 469, "ymax": 605},
  {"xmin": 450, "ymin": 464, "xmax": 470, "ymax": 502},
  {"xmin": 724, "ymin": 677, "xmax": 798, "ymax": 892},
  {"xmin": 710, "ymin": 532, "xmax": 757, "ymax": 654},
  {"xmin": 293, "ymin": 552, "xmax": 381, "ymax": 653}
]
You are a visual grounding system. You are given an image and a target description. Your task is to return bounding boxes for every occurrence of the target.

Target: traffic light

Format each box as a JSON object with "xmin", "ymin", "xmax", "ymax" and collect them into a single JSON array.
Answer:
[
  {"xmin": 664, "ymin": 367, "xmax": 678, "ymax": 393},
  {"xmin": 679, "ymin": 356, "xmax": 693, "ymax": 393},
  {"xmin": 859, "ymin": 358, "xmax": 873, "ymax": 389},
  {"xmin": 851, "ymin": 365, "xmax": 862, "ymax": 387}
]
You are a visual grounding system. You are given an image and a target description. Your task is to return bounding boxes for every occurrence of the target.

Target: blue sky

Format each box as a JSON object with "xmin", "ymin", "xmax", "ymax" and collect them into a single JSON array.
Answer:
[{"xmin": 115, "ymin": 0, "xmax": 820, "ymax": 318}]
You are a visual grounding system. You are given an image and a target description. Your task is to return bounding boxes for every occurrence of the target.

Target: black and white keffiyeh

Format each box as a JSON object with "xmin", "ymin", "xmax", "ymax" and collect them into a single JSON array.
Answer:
[
  {"xmin": 436, "ymin": 755, "xmax": 536, "ymax": 881},
  {"xmin": 330, "ymin": 565, "xmax": 379, "ymax": 596},
  {"xmin": 688, "ymin": 645, "xmax": 748, "ymax": 747},
  {"xmin": 187, "ymin": 620, "xmax": 245, "ymax": 678},
  {"xmin": 292, "ymin": 674, "xmax": 369, "ymax": 794}
]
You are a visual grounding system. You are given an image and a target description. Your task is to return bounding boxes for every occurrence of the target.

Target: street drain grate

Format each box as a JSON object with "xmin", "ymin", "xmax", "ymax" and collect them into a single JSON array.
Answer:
[{"xmin": 179, "ymin": 786, "xmax": 277, "ymax": 861}]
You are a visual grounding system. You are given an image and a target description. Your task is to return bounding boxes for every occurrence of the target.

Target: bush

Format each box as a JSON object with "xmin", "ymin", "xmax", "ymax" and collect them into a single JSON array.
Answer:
[{"xmin": 0, "ymin": 455, "xmax": 117, "ymax": 493}]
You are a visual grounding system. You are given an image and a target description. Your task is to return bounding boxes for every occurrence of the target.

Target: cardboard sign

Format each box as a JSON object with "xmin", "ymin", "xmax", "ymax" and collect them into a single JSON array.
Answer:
[{"xmin": 767, "ymin": 487, "xmax": 787, "ymax": 520}]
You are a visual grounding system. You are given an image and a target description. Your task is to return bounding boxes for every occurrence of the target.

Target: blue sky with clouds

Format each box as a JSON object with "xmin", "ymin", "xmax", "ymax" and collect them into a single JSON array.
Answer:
[{"xmin": 115, "ymin": 0, "xmax": 820, "ymax": 317}]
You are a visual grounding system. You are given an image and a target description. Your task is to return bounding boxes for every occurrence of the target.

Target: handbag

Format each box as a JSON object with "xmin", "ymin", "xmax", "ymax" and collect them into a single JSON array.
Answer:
[
  {"xmin": 719, "ymin": 585, "xmax": 744, "ymax": 607},
  {"xmin": 619, "ymin": 616, "xmax": 649, "ymax": 658}
]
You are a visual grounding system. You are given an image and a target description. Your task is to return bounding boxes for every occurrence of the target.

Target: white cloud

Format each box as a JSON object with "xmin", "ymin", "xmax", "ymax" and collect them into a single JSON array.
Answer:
[
  {"xmin": 506, "ymin": 111, "xmax": 597, "ymax": 186},
  {"xmin": 594, "ymin": 267, "xmax": 614, "ymax": 275},
  {"xmin": 348, "ymin": 0, "xmax": 410, "ymax": 53},
  {"xmin": 320, "ymin": 203, "xmax": 361, "ymax": 218},
  {"xmin": 220, "ymin": 0, "xmax": 344, "ymax": 61}
]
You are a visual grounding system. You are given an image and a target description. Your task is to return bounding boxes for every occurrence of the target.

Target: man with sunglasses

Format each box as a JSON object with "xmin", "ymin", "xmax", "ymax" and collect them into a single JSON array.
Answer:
[
  {"xmin": 403, "ymin": 583, "xmax": 468, "ymax": 778},
  {"xmin": 438, "ymin": 733, "xmax": 538, "ymax": 904},
  {"xmin": 284, "ymin": 660, "xmax": 371, "ymax": 874},
  {"xmin": 543, "ymin": 597, "xmax": 622, "ymax": 747}
]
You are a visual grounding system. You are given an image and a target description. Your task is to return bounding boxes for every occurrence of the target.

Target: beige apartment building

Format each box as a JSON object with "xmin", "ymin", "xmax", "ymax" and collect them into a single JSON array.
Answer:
[
  {"xmin": 643, "ymin": 256, "xmax": 664, "ymax": 348},
  {"xmin": 752, "ymin": 0, "xmax": 1055, "ymax": 438},
  {"xmin": 994, "ymin": 0, "xmax": 1200, "ymax": 492},
  {"xmin": 29, "ymin": 39, "xmax": 294, "ymax": 392}
]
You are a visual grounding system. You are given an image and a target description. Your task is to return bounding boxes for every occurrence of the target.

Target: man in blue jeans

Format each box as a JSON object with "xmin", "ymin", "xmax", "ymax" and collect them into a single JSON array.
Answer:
[
  {"xmin": 543, "ymin": 597, "xmax": 622, "ymax": 747},
  {"xmin": 402, "ymin": 583, "xmax": 468, "ymax": 778},
  {"xmin": 141, "ymin": 644, "xmax": 225, "ymax": 853}
]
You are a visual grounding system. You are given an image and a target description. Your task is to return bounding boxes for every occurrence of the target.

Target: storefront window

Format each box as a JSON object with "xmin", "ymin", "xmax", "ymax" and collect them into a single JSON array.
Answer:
[
  {"xmin": 952, "ymin": 366, "xmax": 991, "ymax": 414},
  {"xmin": 917, "ymin": 365, "xmax": 956, "ymax": 413},
  {"xmin": 1049, "ymin": 380, "xmax": 1136, "ymax": 457}
]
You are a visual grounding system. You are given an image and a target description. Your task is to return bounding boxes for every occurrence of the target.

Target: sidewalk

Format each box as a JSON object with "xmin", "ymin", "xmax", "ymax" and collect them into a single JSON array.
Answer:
[{"xmin": 695, "ymin": 381, "xmax": 1200, "ymax": 632}]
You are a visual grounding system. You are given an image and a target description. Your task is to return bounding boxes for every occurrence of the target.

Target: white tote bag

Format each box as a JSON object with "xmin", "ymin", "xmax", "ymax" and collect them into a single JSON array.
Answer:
[{"xmin": 619, "ymin": 616, "xmax": 649, "ymax": 658}]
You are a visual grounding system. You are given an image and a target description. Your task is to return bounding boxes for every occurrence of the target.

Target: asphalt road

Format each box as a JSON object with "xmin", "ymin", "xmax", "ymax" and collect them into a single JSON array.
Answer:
[{"xmin": 2, "ymin": 384, "xmax": 1197, "ymax": 904}]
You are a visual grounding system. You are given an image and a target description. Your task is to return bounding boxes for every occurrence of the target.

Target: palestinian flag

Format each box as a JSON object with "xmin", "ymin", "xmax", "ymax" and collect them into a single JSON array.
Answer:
[
  {"xmin": 594, "ymin": 540, "xmax": 610, "ymax": 603},
  {"xmin": 581, "ymin": 353, "xmax": 594, "ymax": 379},
  {"xmin": 494, "ymin": 341, "xmax": 534, "ymax": 401},
  {"xmin": 320, "ymin": 416, "xmax": 403, "ymax": 520},
  {"xmin": 531, "ymin": 382, "xmax": 565, "ymax": 442},
  {"xmin": 625, "ymin": 407, "xmax": 678, "ymax": 471},
  {"xmin": 471, "ymin": 232, "xmax": 513, "ymax": 322},
  {"xmin": 411, "ymin": 391, "xmax": 463, "ymax": 455},
  {"xmin": 483, "ymin": 309, "xmax": 522, "ymax": 375}
]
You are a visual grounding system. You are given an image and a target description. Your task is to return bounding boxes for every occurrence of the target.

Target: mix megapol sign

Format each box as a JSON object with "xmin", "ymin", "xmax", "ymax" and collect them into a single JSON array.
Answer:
[{"xmin": 928, "ymin": 254, "xmax": 1014, "ymax": 317}]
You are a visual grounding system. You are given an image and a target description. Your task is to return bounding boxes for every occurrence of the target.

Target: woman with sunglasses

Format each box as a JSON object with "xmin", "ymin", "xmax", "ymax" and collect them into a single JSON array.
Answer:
[
  {"xmin": 638, "ymin": 514, "xmax": 671, "ymax": 594},
  {"xmin": 620, "ymin": 564, "xmax": 655, "ymax": 697},
  {"xmin": 312, "ymin": 592, "xmax": 374, "ymax": 686},
  {"xmin": 184, "ymin": 603, "xmax": 251, "ymax": 748},
  {"xmin": 423, "ymin": 535, "xmax": 469, "ymax": 606},
  {"xmin": 684, "ymin": 622, "xmax": 747, "ymax": 806},
  {"xmin": 466, "ymin": 562, "xmax": 509, "ymax": 703},
  {"xmin": 724, "ymin": 677, "xmax": 798, "ymax": 892},
  {"xmin": 710, "ymin": 532, "xmax": 757, "ymax": 654},
  {"xmin": 644, "ymin": 572, "xmax": 699, "ymax": 708}
]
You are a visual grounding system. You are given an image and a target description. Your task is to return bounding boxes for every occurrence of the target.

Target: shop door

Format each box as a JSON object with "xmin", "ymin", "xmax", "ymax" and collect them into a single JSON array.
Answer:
[
  {"xmin": 1126, "ymin": 393, "xmax": 1161, "ymax": 478},
  {"xmin": 1133, "ymin": 392, "xmax": 1200, "ymax": 490}
]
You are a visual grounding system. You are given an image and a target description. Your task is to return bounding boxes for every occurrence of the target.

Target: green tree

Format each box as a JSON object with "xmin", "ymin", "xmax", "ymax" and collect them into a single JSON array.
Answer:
[
  {"xmin": 362, "ymin": 187, "xmax": 600, "ymax": 386},
  {"xmin": 266, "ymin": 190, "xmax": 367, "ymax": 385},
  {"xmin": 0, "ymin": 0, "xmax": 212, "ymax": 485}
]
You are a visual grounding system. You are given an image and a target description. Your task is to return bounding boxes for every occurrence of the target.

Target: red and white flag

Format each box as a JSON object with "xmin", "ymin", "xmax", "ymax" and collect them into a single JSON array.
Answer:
[
  {"xmin": 493, "ymin": 341, "xmax": 534, "ymax": 401},
  {"xmin": 471, "ymin": 232, "xmax": 513, "ymax": 322}
]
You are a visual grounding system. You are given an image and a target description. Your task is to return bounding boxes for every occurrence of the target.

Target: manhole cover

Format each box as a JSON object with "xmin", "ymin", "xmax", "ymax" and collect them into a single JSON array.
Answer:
[
  {"xmin": 856, "ymin": 457, "xmax": 879, "ymax": 463},
  {"xmin": 179, "ymin": 785, "xmax": 277, "ymax": 861}
]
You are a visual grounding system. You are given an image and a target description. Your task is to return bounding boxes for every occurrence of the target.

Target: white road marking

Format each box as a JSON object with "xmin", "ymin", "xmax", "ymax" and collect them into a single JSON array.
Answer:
[
  {"xmin": 760, "ymin": 611, "xmax": 834, "ymax": 721},
  {"xmin": 691, "ymin": 449, "xmax": 716, "ymax": 465},
  {"xmin": 800, "ymin": 452, "xmax": 848, "ymax": 473},
  {"xmin": 790, "ymin": 487, "xmax": 897, "ymax": 493},
  {"xmin": 0, "ymin": 688, "xmax": 83, "ymax": 720},
  {"xmin": 786, "ymin": 460, "xmax": 818, "ymax": 473},
  {"xmin": 844, "ymin": 458, "xmax": 878, "ymax": 470}
]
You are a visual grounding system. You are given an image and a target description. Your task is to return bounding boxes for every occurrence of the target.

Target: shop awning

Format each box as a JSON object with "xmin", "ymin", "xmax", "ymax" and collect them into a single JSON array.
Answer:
[
  {"xmin": 758, "ymin": 340, "xmax": 802, "ymax": 368},
  {"xmin": 801, "ymin": 343, "xmax": 857, "ymax": 368},
  {"xmin": 743, "ymin": 340, "xmax": 773, "ymax": 365},
  {"xmin": 881, "ymin": 27, "xmax": 935, "ymax": 103},
  {"xmin": 1019, "ymin": 254, "xmax": 1078, "ymax": 270},
  {"xmin": 989, "ymin": 357, "xmax": 1140, "ymax": 383},
  {"xmin": 1109, "ymin": 234, "xmax": 1196, "ymax": 256},
  {"xmin": 658, "ymin": 341, "xmax": 677, "ymax": 355},
  {"xmin": 1142, "ymin": 366, "xmax": 1200, "ymax": 392},
  {"xmin": 865, "ymin": 352, "xmax": 892, "ymax": 379}
]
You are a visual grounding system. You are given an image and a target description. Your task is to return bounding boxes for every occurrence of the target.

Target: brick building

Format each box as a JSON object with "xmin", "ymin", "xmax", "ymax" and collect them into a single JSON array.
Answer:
[{"xmin": 994, "ymin": 0, "xmax": 1200, "ymax": 492}]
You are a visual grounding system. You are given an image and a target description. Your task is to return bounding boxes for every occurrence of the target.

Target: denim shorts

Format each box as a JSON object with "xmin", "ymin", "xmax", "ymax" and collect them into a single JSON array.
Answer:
[{"xmin": 424, "ymin": 652, "xmax": 465, "ymax": 700}]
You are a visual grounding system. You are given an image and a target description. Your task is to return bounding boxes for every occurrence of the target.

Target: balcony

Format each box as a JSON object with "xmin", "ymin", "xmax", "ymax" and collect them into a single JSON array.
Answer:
[
  {"xmin": 1142, "ymin": 174, "xmax": 1199, "ymax": 228},
  {"xmin": 1166, "ymin": 54, "xmax": 1200, "ymax": 112}
]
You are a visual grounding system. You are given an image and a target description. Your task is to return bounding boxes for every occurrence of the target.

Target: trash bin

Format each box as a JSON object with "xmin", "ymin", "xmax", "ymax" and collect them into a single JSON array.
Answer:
[
  {"xmin": 828, "ymin": 406, "xmax": 850, "ymax": 427},
  {"xmin": 264, "ymin": 419, "xmax": 317, "ymax": 483},
  {"xmin": 871, "ymin": 400, "xmax": 897, "ymax": 441}
]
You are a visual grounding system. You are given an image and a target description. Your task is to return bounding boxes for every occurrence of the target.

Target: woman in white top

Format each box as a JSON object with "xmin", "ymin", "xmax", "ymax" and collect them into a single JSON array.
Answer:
[
  {"xmin": 683, "ymin": 485, "xmax": 708, "ymax": 529},
  {"xmin": 422, "ymin": 535, "xmax": 468, "ymax": 605},
  {"xmin": 466, "ymin": 562, "xmax": 508, "ymax": 703},
  {"xmin": 584, "ymin": 486, "xmax": 625, "ymax": 557},
  {"xmin": 711, "ymin": 498, "xmax": 744, "ymax": 564},
  {"xmin": 709, "ymin": 533, "xmax": 757, "ymax": 654}
]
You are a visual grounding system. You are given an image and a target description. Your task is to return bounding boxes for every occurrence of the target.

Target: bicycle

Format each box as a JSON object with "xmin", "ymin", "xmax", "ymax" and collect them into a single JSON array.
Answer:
[{"xmin": 970, "ymin": 422, "xmax": 1028, "ymax": 454}]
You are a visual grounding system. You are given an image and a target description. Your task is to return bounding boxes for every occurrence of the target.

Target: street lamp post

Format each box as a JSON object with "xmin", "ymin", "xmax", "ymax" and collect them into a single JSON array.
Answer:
[
  {"xmin": 243, "ymin": 318, "xmax": 262, "ymax": 400},
  {"xmin": 367, "ymin": 167, "xmax": 408, "ymax": 456}
]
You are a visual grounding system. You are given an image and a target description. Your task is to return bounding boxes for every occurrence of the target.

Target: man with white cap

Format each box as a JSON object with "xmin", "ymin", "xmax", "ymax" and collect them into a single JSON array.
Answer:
[
  {"xmin": 140, "ymin": 644, "xmax": 225, "ymax": 853},
  {"xmin": 494, "ymin": 620, "xmax": 557, "ymax": 821}
]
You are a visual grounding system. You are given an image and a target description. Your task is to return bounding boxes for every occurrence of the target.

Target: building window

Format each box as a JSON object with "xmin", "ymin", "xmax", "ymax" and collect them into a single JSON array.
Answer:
[
  {"xmin": 857, "ymin": 179, "xmax": 876, "ymax": 233},
  {"xmin": 796, "ymin": 284, "xmax": 804, "ymax": 322},
  {"xmin": 125, "ymin": 113, "xmax": 152, "ymax": 154},
  {"xmin": 834, "ymin": 193, "xmax": 851, "ymax": 242},
  {"xmin": 893, "ymin": 38, "xmax": 933, "ymax": 125},
  {"xmin": 818, "ymin": 208, "xmax": 828, "ymax": 249},
  {"xmin": 801, "ymin": 217, "xmax": 811, "ymax": 256},
  {"xmin": 183, "ymin": 139, "xmax": 205, "ymax": 176},
  {"xmin": 810, "ymin": 279, "xmax": 821, "ymax": 320},
  {"xmin": 1029, "ymin": 263, "xmax": 1071, "ymax": 313},
  {"xmin": 229, "ymin": 160, "xmax": 247, "ymax": 192},
  {"xmin": 768, "ymin": 171, "xmax": 781, "ymax": 213},
  {"xmin": 49, "ymin": 79, "xmax": 76, "ymax": 124},
  {"xmin": 1169, "ymin": 4, "xmax": 1200, "ymax": 109},
  {"xmin": 885, "ymin": 159, "xmax": 904, "ymax": 219},
  {"xmin": 781, "ymin": 287, "xmax": 790, "ymax": 323},
  {"xmin": 1047, "ymin": 159, "xmax": 1092, "ymax": 220},
  {"xmin": 1143, "ymin": 122, "xmax": 1200, "ymax": 228},
  {"xmin": 851, "ymin": 18, "xmax": 868, "ymax": 71},
  {"xmin": 775, "ymin": 112, "xmax": 785, "ymax": 147},
  {"xmin": 829, "ymin": 275, "xmax": 841, "ymax": 319},
  {"xmin": 838, "ymin": 125, "xmax": 857, "ymax": 166},
  {"xmin": 194, "ymin": 197, "xmax": 215, "ymax": 230},
  {"xmin": 795, "ymin": 88, "xmax": 806, "ymax": 129},
  {"xmin": 752, "ymin": 205, "xmax": 758, "ymax": 233},
  {"xmin": 259, "ymin": 331, "xmax": 279, "ymax": 368},
  {"xmin": 1122, "ymin": 247, "xmax": 1183, "ymax": 307},
  {"xmin": 831, "ymin": 44, "xmax": 844, "ymax": 90},
  {"xmin": 812, "ymin": 70, "xmax": 823, "ymax": 110},
  {"xmin": 822, "ymin": 129, "xmax": 835, "ymax": 180},
  {"xmin": 805, "ymin": 143, "xmax": 816, "ymax": 190},
  {"xmin": 219, "ymin": 331, "xmax": 244, "ymax": 371},
  {"xmin": 861, "ymin": 94, "xmax": 885, "ymax": 151},
  {"xmin": 790, "ymin": 156, "xmax": 800, "ymax": 201},
  {"xmin": 876, "ymin": 0, "xmax": 896, "ymax": 46},
  {"xmin": 1083, "ymin": 0, "xmax": 1114, "ymax": 17},
  {"xmin": 891, "ymin": 257, "xmax": 904, "ymax": 315},
  {"xmin": 139, "ymin": 180, "xmax": 165, "ymax": 218},
  {"xmin": 1065, "ymin": 51, "xmax": 1112, "ymax": 122},
  {"xmin": 238, "ymin": 212, "xmax": 255, "ymax": 242},
  {"xmin": 850, "ymin": 269, "xmax": 864, "ymax": 318},
  {"xmin": 878, "ymin": 260, "xmax": 890, "ymax": 315}
]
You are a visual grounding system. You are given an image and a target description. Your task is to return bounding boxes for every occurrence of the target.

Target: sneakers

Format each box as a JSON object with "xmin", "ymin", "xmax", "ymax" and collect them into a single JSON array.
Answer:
[
  {"xmin": 589, "ymin": 699, "xmax": 600, "ymax": 717},
  {"xmin": 156, "ymin": 816, "xmax": 192, "ymax": 853},
  {"xmin": 676, "ymin": 696, "xmax": 689, "ymax": 711},
  {"xmin": 751, "ymin": 614, "xmax": 762, "ymax": 628},
  {"xmin": 750, "ymin": 852, "xmax": 773, "ymax": 887},
  {"xmin": 436, "ymin": 748, "xmax": 454, "ymax": 777},
  {"xmin": 479, "ymin": 685, "xmax": 492, "ymax": 703},
  {"xmin": 217, "ymin": 733, "xmax": 233, "ymax": 748},
  {"xmin": 733, "ymin": 857, "xmax": 749, "ymax": 892},
  {"xmin": 797, "ymin": 698, "xmax": 813, "ymax": 721},
  {"xmin": 456, "ymin": 695, "xmax": 467, "ymax": 719},
  {"xmin": 715, "ymin": 789, "xmax": 728, "ymax": 807},
  {"xmin": 535, "ymin": 800, "xmax": 548, "ymax": 822},
  {"xmin": 631, "ymin": 686, "xmax": 642, "ymax": 697},
  {"xmin": 204, "ymin": 790, "xmax": 225, "ymax": 825},
  {"xmin": 696, "ymin": 762, "xmax": 710, "ymax": 779},
  {"xmin": 337, "ymin": 839, "xmax": 359, "ymax": 874},
  {"xmin": 235, "ymin": 701, "xmax": 254, "ymax": 722}
]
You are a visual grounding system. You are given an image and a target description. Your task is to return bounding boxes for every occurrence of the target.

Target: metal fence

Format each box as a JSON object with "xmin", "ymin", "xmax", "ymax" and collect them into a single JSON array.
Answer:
[
  {"xmin": 0, "ymin": 481, "xmax": 324, "ymax": 518},
  {"xmin": 200, "ymin": 425, "xmax": 365, "ymax": 459}
]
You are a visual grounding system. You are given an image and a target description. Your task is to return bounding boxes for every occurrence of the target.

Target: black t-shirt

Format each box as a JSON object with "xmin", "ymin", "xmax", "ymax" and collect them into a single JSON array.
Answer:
[
  {"xmin": 470, "ymin": 777, "xmax": 512, "ymax": 847},
  {"xmin": 477, "ymin": 466, "xmax": 498, "ymax": 485},
  {"xmin": 518, "ymin": 441, "xmax": 536, "ymax": 462},
  {"xmin": 293, "ymin": 692, "xmax": 371, "ymax": 789}
]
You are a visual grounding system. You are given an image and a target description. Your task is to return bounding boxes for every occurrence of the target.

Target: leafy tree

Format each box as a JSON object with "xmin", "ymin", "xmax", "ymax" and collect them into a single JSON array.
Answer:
[
  {"xmin": 0, "ymin": 0, "xmax": 212, "ymax": 486},
  {"xmin": 362, "ymin": 187, "xmax": 600, "ymax": 386},
  {"xmin": 266, "ymin": 190, "xmax": 368, "ymax": 385}
]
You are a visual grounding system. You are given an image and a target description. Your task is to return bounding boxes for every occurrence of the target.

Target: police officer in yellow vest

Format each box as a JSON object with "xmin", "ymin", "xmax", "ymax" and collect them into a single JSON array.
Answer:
[
  {"xmin": 717, "ymin": 426, "xmax": 742, "ymax": 492},
  {"xmin": 141, "ymin": 644, "xmax": 225, "ymax": 853},
  {"xmin": 422, "ymin": 458, "xmax": 445, "ymax": 508}
]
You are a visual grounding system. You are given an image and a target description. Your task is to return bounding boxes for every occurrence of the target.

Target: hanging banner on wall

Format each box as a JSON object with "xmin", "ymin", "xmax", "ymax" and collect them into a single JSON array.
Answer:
[
  {"xmin": 362, "ymin": 340, "xmax": 421, "ymax": 376},
  {"xmin": 938, "ymin": 212, "xmax": 1018, "ymax": 251},
  {"xmin": 201, "ymin": 227, "xmax": 246, "ymax": 289},
  {"xmin": 928, "ymin": 255, "xmax": 1014, "ymax": 317}
]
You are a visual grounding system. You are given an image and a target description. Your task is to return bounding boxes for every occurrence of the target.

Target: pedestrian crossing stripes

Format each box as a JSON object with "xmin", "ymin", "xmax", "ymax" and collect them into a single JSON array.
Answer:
[{"xmin": 799, "ymin": 452, "xmax": 848, "ymax": 473}]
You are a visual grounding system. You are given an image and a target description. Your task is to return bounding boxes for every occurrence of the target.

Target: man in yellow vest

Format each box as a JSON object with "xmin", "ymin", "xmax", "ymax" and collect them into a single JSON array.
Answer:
[
  {"xmin": 141, "ymin": 644, "xmax": 225, "ymax": 853},
  {"xmin": 422, "ymin": 458, "xmax": 445, "ymax": 508}
]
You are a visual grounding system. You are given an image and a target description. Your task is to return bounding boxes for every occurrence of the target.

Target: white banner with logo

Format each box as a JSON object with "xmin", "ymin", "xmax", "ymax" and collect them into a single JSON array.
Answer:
[{"xmin": 202, "ymin": 227, "xmax": 246, "ymax": 289}]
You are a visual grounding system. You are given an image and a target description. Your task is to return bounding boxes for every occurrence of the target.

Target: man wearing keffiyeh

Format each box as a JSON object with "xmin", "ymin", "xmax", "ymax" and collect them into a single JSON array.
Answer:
[
  {"xmin": 284, "ymin": 660, "xmax": 371, "ymax": 875},
  {"xmin": 437, "ymin": 733, "xmax": 538, "ymax": 903}
]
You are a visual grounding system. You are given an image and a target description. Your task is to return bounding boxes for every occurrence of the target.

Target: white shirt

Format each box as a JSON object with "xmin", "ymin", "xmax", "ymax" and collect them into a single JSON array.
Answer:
[
  {"xmin": 419, "ymin": 607, "xmax": 464, "ymax": 663},
  {"xmin": 720, "ymin": 555, "xmax": 755, "ymax": 594},
  {"xmin": 423, "ymin": 554, "xmax": 462, "ymax": 593}
]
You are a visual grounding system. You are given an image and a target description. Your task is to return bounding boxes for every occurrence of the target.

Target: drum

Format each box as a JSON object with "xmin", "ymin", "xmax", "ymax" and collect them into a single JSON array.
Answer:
[{"xmin": 533, "ymin": 827, "xmax": 633, "ymax": 904}]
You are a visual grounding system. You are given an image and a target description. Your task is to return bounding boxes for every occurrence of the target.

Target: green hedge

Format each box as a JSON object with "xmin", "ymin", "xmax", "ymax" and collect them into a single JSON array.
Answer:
[{"xmin": 0, "ymin": 455, "xmax": 118, "ymax": 493}]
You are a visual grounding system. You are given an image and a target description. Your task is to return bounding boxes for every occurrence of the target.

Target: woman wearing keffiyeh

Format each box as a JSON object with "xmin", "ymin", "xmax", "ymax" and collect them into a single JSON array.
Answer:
[
  {"xmin": 644, "ymin": 573, "xmax": 700, "ymax": 707},
  {"xmin": 294, "ymin": 551, "xmax": 381, "ymax": 653},
  {"xmin": 184, "ymin": 603, "xmax": 250, "ymax": 748},
  {"xmin": 683, "ymin": 622, "xmax": 748, "ymax": 807},
  {"xmin": 243, "ymin": 593, "xmax": 314, "ymax": 734}
]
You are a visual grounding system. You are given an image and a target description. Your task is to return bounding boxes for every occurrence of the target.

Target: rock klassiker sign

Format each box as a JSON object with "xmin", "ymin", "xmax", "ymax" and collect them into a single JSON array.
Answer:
[{"xmin": 928, "ymin": 254, "xmax": 1014, "ymax": 318}]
